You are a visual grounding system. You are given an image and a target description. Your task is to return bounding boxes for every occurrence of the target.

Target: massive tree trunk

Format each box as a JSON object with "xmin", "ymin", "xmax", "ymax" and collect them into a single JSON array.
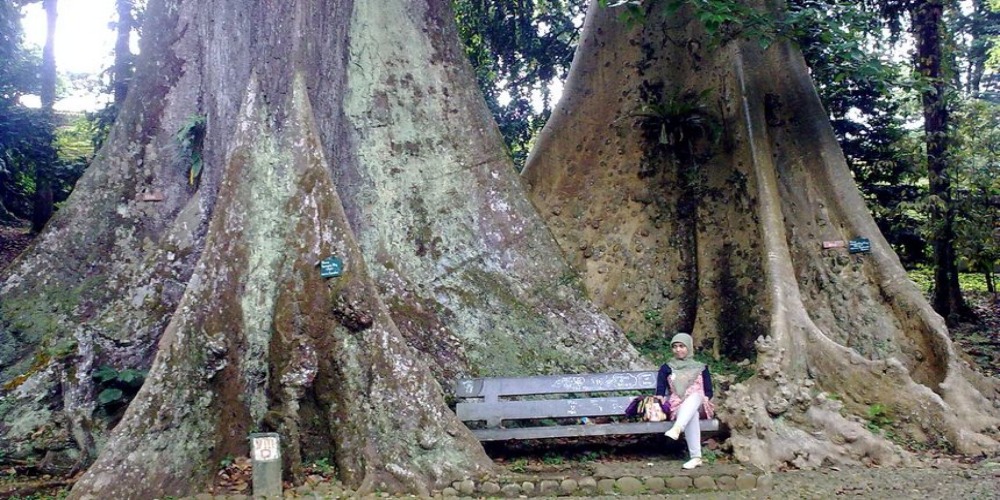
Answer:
[
  {"xmin": 0, "ymin": 0, "xmax": 641, "ymax": 497},
  {"xmin": 523, "ymin": 0, "xmax": 999, "ymax": 469}
]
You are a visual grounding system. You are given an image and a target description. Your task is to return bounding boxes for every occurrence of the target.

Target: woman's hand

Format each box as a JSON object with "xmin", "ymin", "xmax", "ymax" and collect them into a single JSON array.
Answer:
[{"xmin": 654, "ymin": 395, "xmax": 666, "ymax": 403}]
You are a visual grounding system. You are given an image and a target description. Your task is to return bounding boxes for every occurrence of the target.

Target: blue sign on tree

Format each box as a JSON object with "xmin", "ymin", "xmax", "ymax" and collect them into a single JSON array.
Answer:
[
  {"xmin": 848, "ymin": 238, "xmax": 871, "ymax": 254},
  {"xmin": 320, "ymin": 256, "xmax": 344, "ymax": 278}
]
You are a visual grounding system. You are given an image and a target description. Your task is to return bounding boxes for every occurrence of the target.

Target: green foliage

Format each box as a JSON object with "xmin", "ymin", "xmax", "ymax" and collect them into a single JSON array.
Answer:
[
  {"xmin": 0, "ymin": 3, "xmax": 40, "ymax": 100},
  {"xmin": 908, "ymin": 267, "xmax": 995, "ymax": 294},
  {"xmin": 865, "ymin": 403, "xmax": 895, "ymax": 439},
  {"xmin": 311, "ymin": 457, "xmax": 334, "ymax": 475},
  {"xmin": 634, "ymin": 89, "xmax": 717, "ymax": 150},
  {"xmin": 97, "ymin": 387, "xmax": 125, "ymax": 406},
  {"xmin": 0, "ymin": 105, "xmax": 57, "ymax": 222},
  {"xmin": 629, "ymin": 330, "xmax": 670, "ymax": 365},
  {"xmin": 698, "ymin": 354, "xmax": 754, "ymax": 384},
  {"xmin": 606, "ymin": 0, "xmax": 778, "ymax": 44},
  {"xmin": 633, "ymin": 87, "xmax": 718, "ymax": 181},
  {"xmin": 788, "ymin": 0, "xmax": 927, "ymax": 266},
  {"xmin": 0, "ymin": 1, "xmax": 60, "ymax": 226},
  {"xmin": 951, "ymin": 98, "xmax": 1000, "ymax": 289},
  {"xmin": 86, "ymin": 103, "xmax": 119, "ymax": 152},
  {"xmin": 53, "ymin": 116, "xmax": 95, "ymax": 161},
  {"xmin": 598, "ymin": 0, "xmax": 646, "ymax": 26},
  {"xmin": 176, "ymin": 114, "xmax": 206, "ymax": 185},
  {"xmin": 909, "ymin": 266, "xmax": 936, "ymax": 292},
  {"xmin": 453, "ymin": 0, "xmax": 585, "ymax": 169},
  {"xmin": 508, "ymin": 457, "xmax": 528, "ymax": 472},
  {"xmin": 577, "ymin": 450, "xmax": 605, "ymax": 462},
  {"xmin": 675, "ymin": 0, "xmax": 777, "ymax": 46},
  {"xmin": 0, "ymin": 5, "xmax": 88, "ymax": 226},
  {"xmin": 541, "ymin": 452, "xmax": 564, "ymax": 465},
  {"xmin": 92, "ymin": 365, "xmax": 146, "ymax": 411},
  {"xmin": 642, "ymin": 309, "xmax": 663, "ymax": 329}
]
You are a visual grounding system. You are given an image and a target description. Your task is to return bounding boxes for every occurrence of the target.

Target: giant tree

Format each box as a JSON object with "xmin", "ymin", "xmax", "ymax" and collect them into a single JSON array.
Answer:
[
  {"xmin": 523, "ymin": 0, "xmax": 999, "ymax": 468},
  {"xmin": 2, "ymin": 0, "xmax": 998, "ymax": 496},
  {"xmin": 0, "ymin": 0, "xmax": 642, "ymax": 497}
]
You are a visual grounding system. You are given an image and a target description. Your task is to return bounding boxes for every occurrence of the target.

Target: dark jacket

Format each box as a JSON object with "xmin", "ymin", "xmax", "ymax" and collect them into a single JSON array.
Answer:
[{"xmin": 654, "ymin": 363, "xmax": 713, "ymax": 399}]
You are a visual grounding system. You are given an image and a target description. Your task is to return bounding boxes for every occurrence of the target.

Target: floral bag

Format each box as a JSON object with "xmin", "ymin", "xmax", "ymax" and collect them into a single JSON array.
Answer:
[{"xmin": 625, "ymin": 396, "xmax": 667, "ymax": 422}]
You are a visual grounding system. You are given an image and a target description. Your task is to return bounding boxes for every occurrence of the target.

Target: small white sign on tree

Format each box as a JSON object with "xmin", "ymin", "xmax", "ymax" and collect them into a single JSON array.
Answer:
[
  {"xmin": 251, "ymin": 434, "xmax": 280, "ymax": 461},
  {"xmin": 250, "ymin": 432, "xmax": 282, "ymax": 497}
]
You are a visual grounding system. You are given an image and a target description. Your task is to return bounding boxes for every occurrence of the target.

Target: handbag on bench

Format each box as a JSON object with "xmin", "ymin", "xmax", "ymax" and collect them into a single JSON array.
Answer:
[{"xmin": 625, "ymin": 395, "xmax": 668, "ymax": 422}]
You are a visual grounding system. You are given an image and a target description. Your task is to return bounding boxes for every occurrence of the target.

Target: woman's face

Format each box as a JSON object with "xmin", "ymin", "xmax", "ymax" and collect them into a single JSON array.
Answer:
[{"xmin": 671, "ymin": 342, "xmax": 689, "ymax": 360}]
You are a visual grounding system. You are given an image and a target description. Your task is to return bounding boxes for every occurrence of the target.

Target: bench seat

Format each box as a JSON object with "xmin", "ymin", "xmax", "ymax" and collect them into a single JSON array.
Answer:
[{"xmin": 454, "ymin": 371, "xmax": 719, "ymax": 442}]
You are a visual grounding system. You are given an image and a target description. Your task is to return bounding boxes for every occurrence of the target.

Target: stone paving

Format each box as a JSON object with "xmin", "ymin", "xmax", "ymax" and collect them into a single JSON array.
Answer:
[{"xmin": 181, "ymin": 461, "xmax": 768, "ymax": 498}]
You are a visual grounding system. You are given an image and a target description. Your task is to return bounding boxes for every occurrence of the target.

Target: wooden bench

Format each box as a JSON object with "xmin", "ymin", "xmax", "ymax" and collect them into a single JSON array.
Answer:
[{"xmin": 454, "ymin": 371, "xmax": 719, "ymax": 441}]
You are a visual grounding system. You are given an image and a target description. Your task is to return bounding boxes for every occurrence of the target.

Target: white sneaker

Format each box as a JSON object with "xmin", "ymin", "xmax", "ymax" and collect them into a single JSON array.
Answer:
[
  {"xmin": 664, "ymin": 426, "xmax": 682, "ymax": 440},
  {"xmin": 682, "ymin": 458, "xmax": 703, "ymax": 470}
]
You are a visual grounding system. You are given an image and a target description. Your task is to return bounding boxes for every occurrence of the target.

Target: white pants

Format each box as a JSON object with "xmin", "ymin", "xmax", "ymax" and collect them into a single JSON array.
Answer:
[{"xmin": 674, "ymin": 392, "xmax": 703, "ymax": 458}]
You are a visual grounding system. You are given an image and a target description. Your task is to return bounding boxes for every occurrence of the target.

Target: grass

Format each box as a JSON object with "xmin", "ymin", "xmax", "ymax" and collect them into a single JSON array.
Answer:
[
  {"xmin": 310, "ymin": 457, "xmax": 334, "ymax": 475},
  {"xmin": 508, "ymin": 458, "xmax": 528, "ymax": 472},
  {"xmin": 542, "ymin": 452, "xmax": 564, "ymax": 465},
  {"xmin": 907, "ymin": 267, "xmax": 994, "ymax": 293},
  {"xmin": 865, "ymin": 403, "xmax": 894, "ymax": 432}
]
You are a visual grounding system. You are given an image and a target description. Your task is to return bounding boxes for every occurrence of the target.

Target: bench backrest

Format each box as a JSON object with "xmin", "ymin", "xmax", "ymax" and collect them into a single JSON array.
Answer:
[{"xmin": 455, "ymin": 371, "xmax": 657, "ymax": 428}]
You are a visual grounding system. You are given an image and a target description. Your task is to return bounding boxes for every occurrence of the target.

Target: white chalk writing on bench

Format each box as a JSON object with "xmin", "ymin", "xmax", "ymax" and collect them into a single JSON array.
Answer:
[{"xmin": 550, "ymin": 372, "xmax": 655, "ymax": 392}]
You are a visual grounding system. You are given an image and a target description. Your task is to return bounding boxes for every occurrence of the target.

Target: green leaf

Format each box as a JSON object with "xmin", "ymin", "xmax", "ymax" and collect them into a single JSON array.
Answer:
[
  {"xmin": 92, "ymin": 365, "xmax": 119, "ymax": 384},
  {"xmin": 117, "ymin": 369, "xmax": 146, "ymax": 388},
  {"xmin": 98, "ymin": 388, "xmax": 124, "ymax": 406},
  {"xmin": 189, "ymin": 153, "xmax": 203, "ymax": 185}
]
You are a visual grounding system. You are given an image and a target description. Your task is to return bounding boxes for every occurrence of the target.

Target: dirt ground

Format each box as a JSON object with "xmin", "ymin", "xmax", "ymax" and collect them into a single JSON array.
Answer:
[
  {"xmin": 740, "ymin": 461, "xmax": 999, "ymax": 499},
  {"xmin": 484, "ymin": 437, "xmax": 999, "ymax": 499},
  {"xmin": 0, "ymin": 224, "xmax": 32, "ymax": 270}
]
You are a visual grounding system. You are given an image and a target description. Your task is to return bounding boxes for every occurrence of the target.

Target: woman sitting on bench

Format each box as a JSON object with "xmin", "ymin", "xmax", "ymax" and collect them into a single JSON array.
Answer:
[{"xmin": 654, "ymin": 333, "xmax": 714, "ymax": 470}]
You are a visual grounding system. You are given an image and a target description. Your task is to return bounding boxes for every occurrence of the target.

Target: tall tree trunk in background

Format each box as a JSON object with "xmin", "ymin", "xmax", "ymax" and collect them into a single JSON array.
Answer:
[
  {"xmin": 961, "ymin": 0, "xmax": 994, "ymax": 96},
  {"xmin": 523, "ymin": 0, "xmax": 998, "ymax": 470},
  {"xmin": 0, "ymin": 0, "xmax": 641, "ymax": 497},
  {"xmin": 39, "ymin": 0, "xmax": 56, "ymax": 110},
  {"xmin": 113, "ymin": 0, "xmax": 133, "ymax": 105},
  {"xmin": 30, "ymin": 0, "xmax": 56, "ymax": 233},
  {"xmin": 916, "ymin": 0, "xmax": 970, "ymax": 324}
]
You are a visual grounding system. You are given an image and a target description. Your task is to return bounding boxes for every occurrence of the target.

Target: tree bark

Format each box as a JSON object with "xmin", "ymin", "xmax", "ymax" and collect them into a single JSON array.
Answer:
[
  {"xmin": 30, "ymin": 0, "xmax": 57, "ymax": 232},
  {"xmin": 523, "ymin": 0, "xmax": 999, "ymax": 469},
  {"xmin": 1, "ymin": 0, "xmax": 642, "ymax": 497},
  {"xmin": 914, "ymin": 0, "xmax": 971, "ymax": 324}
]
